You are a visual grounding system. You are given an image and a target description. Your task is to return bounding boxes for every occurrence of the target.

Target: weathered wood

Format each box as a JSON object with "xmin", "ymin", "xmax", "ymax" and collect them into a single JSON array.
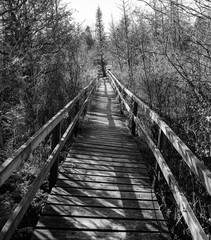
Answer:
[
  {"xmin": 157, "ymin": 128, "xmax": 166, "ymax": 152},
  {"xmin": 155, "ymin": 128, "xmax": 167, "ymax": 186},
  {"xmin": 51, "ymin": 187, "xmax": 157, "ymax": 201},
  {"xmin": 49, "ymin": 122, "xmax": 61, "ymax": 190},
  {"xmin": 72, "ymin": 142, "xmax": 140, "ymax": 153},
  {"xmin": 65, "ymin": 154, "xmax": 146, "ymax": 164},
  {"xmin": 58, "ymin": 174, "xmax": 150, "ymax": 186},
  {"xmin": 131, "ymin": 100, "xmax": 138, "ymax": 136},
  {"xmin": 56, "ymin": 178, "xmax": 151, "ymax": 189},
  {"xmin": 68, "ymin": 150, "xmax": 141, "ymax": 159},
  {"xmin": 74, "ymin": 100, "xmax": 80, "ymax": 137},
  {"xmin": 42, "ymin": 204, "xmax": 164, "ymax": 219},
  {"xmin": 47, "ymin": 194, "xmax": 160, "ymax": 209},
  {"xmin": 36, "ymin": 216, "xmax": 168, "ymax": 232},
  {"xmin": 33, "ymin": 230, "xmax": 171, "ymax": 240},
  {"xmin": 75, "ymin": 138, "xmax": 139, "ymax": 149},
  {"xmin": 63, "ymin": 158, "xmax": 146, "ymax": 168},
  {"xmin": 61, "ymin": 163, "xmax": 148, "ymax": 174},
  {"xmin": 60, "ymin": 171, "xmax": 150, "ymax": 181},
  {"xmin": 71, "ymin": 145, "xmax": 141, "ymax": 155},
  {"xmin": 55, "ymin": 181, "xmax": 153, "ymax": 193},
  {"xmin": 83, "ymin": 89, "xmax": 87, "ymax": 115}
]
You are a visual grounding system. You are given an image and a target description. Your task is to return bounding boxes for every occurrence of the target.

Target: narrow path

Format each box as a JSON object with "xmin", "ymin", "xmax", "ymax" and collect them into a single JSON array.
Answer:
[{"xmin": 32, "ymin": 78, "xmax": 171, "ymax": 240}]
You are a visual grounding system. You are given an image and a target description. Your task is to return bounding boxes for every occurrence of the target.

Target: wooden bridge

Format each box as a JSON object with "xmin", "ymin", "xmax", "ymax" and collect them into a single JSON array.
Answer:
[
  {"xmin": 32, "ymin": 78, "xmax": 170, "ymax": 240},
  {"xmin": 0, "ymin": 71, "xmax": 211, "ymax": 240}
]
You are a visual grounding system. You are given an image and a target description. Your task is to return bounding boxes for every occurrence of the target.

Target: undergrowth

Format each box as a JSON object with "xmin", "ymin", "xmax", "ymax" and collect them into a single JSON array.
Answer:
[{"xmin": 134, "ymin": 133, "xmax": 211, "ymax": 239}]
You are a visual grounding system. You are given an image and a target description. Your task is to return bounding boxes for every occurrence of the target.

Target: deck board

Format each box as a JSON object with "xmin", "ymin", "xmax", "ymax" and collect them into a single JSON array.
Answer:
[{"xmin": 32, "ymin": 78, "xmax": 171, "ymax": 240}]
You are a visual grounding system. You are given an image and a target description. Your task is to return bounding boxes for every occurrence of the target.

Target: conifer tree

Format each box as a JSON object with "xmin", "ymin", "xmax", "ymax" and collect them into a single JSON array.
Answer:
[{"xmin": 95, "ymin": 6, "xmax": 106, "ymax": 77}]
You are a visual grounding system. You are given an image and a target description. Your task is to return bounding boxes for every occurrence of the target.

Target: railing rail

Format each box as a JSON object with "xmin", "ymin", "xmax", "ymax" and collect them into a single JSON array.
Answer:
[
  {"xmin": 107, "ymin": 70, "xmax": 210, "ymax": 240},
  {"xmin": 0, "ymin": 77, "xmax": 98, "ymax": 240}
]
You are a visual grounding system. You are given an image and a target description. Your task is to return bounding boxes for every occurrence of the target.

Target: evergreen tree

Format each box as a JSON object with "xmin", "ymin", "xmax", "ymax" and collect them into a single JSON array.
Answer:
[{"xmin": 95, "ymin": 6, "xmax": 106, "ymax": 77}]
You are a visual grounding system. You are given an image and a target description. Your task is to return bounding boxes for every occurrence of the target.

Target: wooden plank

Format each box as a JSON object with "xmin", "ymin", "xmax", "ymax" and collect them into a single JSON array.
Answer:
[
  {"xmin": 72, "ymin": 142, "xmax": 140, "ymax": 153},
  {"xmin": 62, "ymin": 162, "xmax": 147, "ymax": 172},
  {"xmin": 51, "ymin": 187, "xmax": 157, "ymax": 201},
  {"xmin": 63, "ymin": 158, "xmax": 146, "ymax": 168},
  {"xmin": 33, "ymin": 229, "xmax": 171, "ymax": 240},
  {"xmin": 76, "ymin": 136, "xmax": 135, "ymax": 144},
  {"xmin": 75, "ymin": 139, "xmax": 139, "ymax": 149},
  {"xmin": 61, "ymin": 165, "xmax": 149, "ymax": 175},
  {"xmin": 47, "ymin": 194, "xmax": 160, "ymax": 210},
  {"xmin": 66, "ymin": 153, "xmax": 144, "ymax": 163},
  {"xmin": 36, "ymin": 216, "xmax": 168, "ymax": 232},
  {"xmin": 68, "ymin": 150, "xmax": 141, "ymax": 159},
  {"xmin": 58, "ymin": 174, "xmax": 151, "ymax": 186},
  {"xmin": 55, "ymin": 180, "xmax": 153, "ymax": 193},
  {"xmin": 70, "ymin": 147, "xmax": 141, "ymax": 156},
  {"xmin": 47, "ymin": 193, "xmax": 160, "ymax": 209},
  {"xmin": 60, "ymin": 168, "xmax": 150, "ymax": 180},
  {"xmin": 42, "ymin": 204, "xmax": 164, "ymax": 220}
]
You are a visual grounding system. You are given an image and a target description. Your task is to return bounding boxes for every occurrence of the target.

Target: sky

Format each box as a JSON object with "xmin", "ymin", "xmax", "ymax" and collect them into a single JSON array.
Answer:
[{"xmin": 62, "ymin": 0, "xmax": 145, "ymax": 30}]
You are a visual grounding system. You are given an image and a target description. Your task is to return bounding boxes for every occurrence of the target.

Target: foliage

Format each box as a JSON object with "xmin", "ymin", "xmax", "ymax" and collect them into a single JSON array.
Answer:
[{"xmin": 95, "ymin": 6, "xmax": 107, "ymax": 77}]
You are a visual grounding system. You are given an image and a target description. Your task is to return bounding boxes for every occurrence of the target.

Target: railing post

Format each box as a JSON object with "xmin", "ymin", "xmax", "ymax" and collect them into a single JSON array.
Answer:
[
  {"xmin": 131, "ymin": 100, "xmax": 138, "ymax": 136},
  {"xmin": 157, "ymin": 128, "xmax": 167, "ymax": 152},
  {"xmin": 49, "ymin": 122, "xmax": 61, "ymax": 190},
  {"xmin": 119, "ymin": 88, "xmax": 123, "ymax": 114},
  {"xmin": 153, "ymin": 128, "xmax": 167, "ymax": 188},
  {"xmin": 74, "ymin": 100, "xmax": 80, "ymax": 136},
  {"xmin": 83, "ymin": 90, "xmax": 87, "ymax": 116}
]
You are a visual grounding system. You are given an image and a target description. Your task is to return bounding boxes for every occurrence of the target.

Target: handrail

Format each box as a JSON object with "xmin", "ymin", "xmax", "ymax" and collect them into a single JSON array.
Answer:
[
  {"xmin": 0, "ymin": 77, "xmax": 98, "ymax": 240},
  {"xmin": 107, "ymin": 70, "xmax": 211, "ymax": 196},
  {"xmin": 107, "ymin": 70, "xmax": 209, "ymax": 240},
  {"xmin": 0, "ymin": 78, "xmax": 96, "ymax": 187}
]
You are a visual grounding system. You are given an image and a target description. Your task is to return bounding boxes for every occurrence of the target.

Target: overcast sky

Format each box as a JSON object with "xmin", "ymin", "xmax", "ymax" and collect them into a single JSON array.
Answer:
[{"xmin": 63, "ymin": 0, "xmax": 145, "ymax": 30}]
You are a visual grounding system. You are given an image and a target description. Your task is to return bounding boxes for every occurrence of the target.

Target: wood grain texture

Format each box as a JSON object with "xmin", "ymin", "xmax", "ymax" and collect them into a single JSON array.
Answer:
[{"xmin": 32, "ymin": 78, "xmax": 170, "ymax": 240}]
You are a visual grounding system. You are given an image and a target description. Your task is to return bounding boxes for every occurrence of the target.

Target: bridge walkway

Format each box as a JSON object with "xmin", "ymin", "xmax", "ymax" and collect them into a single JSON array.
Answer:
[{"xmin": 32, "ymin": 78, "xmax": 171, "ymax": 240}]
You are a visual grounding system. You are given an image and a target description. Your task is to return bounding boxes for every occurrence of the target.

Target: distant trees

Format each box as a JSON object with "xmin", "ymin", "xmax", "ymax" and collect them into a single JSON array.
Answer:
[
  {"xmin": 95, "ymin": 6, "xmax": 106, "ymax": 77},
  {"xmin": 0, "ymin": 0, "xmax": 96, "ymax": 158},
  {"xmin": 109, "ymin": 0, "xmax": 211, "ymax": 140}
]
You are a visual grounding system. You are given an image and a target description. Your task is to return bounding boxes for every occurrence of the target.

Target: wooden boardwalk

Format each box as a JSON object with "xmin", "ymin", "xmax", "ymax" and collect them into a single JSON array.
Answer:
[{"xmin": 32, "ymin": 78, "xmax": 171, "ymax": 240}]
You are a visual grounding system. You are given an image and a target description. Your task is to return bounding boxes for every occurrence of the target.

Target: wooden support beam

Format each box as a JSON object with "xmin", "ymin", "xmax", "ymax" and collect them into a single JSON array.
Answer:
[
  {"xmin": 83, "ymin": 90, "xmax": 87, "ymax": 116},
  {"xmin": 49, "ymin": 123, "xmax": 61, "ymax": 190},
  {"xmin": 131, "ymin": 101, "xmax": 138, "ymax": 136},
  {"xmin": 74, "ymin": 100, "xmax": 80, "ymax": 137}
]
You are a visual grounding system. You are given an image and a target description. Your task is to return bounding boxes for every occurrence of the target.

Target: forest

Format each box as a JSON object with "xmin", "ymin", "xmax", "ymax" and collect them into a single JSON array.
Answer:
[{"xmin": 0, "ymin": 0, "xmax": 211, "ymax": 239}]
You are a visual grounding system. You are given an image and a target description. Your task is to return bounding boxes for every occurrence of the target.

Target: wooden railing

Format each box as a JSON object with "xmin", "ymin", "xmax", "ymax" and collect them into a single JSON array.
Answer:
[
  {"xmin": 107, "ymin": 70, "xmax": 210, "ymax": 240},
  {"xmin": 0, "ymin": 77, "xmax": 98, "ymax": 240}
]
